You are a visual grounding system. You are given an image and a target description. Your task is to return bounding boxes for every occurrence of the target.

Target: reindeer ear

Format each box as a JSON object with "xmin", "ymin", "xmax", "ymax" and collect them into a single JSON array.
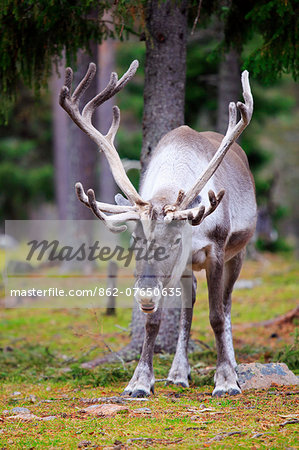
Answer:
[
  {"xmin": 115, "ymin": 193, "xmax": 132, "ymax": 206},
  {"xmin": 186, "ymin": 195, "xmax": 201, "ymax": 209}
]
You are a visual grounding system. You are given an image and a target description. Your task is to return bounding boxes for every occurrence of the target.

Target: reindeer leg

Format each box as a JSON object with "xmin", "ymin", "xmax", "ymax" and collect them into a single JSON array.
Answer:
[
  {"xmin": 206, "ymin": 250, "xmax": 241, "ymax": 396},
  {"xmin": 166, "ymin": 271, "xmax": 197, "ymax": 387},
  {"xmin": 223, "ymin": 250, "xmax": 245, "ymax": 369},
  {"xmin": 122, "ymin": 306, "xmax": 162, "ymax": 397}
]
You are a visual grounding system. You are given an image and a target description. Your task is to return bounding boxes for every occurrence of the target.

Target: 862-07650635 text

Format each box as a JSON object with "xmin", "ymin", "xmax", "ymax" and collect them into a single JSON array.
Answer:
[{"xmin": 9, "ymin": 287, "xmax": 182, "ymax": 298}]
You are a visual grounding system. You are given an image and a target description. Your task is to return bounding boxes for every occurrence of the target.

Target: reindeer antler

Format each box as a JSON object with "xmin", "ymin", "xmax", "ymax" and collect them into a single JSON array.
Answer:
[
  {"xmin": 179, "ymin": 71, "xmax": 253, "ymax": 210},
  {"xmin": 164, "ymin": 189, "xmax": 225, "ymax": 225},
  {"xmin": 59, "ymin": 60, "xmax": 148, "ymax": 208}
]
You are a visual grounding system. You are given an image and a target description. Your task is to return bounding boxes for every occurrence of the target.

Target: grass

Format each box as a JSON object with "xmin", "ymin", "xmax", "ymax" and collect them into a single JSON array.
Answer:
[{"xmin": 0, "ymin": 253, "xmax": 298, "ymax": 448}]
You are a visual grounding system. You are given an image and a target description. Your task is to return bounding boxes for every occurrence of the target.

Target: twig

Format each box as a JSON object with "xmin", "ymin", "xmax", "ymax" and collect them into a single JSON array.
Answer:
[
  {"xmin": 280, "ymin": 419, "xmax": 299, "ymax": 427},
  {"xmin": 193, "ymin": 338, "xmax": 211, "ymax": 350},
  {"xmin": 114, "ymin": 324, "xmax": 130, "ymax": 332},
  {"xmin": 207, "ymin": 431, "xmax": 245, "ymax": 443},
  {"xmin": 191, "ymin": 0, "xmax": 204, "ymax": 35},
  {"xmin": 64, "ymin": 345, "xmax": 99, "ymax": 364},
  {"xmin": 102, "ymin": 340, "xmax": 126, "ymax": 370}
]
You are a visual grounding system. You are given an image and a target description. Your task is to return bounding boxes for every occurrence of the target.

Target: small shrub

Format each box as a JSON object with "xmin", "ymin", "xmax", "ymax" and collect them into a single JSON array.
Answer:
[{"xmin": 273, "ymin": 328, "xmax": 299, "ymax": 374}]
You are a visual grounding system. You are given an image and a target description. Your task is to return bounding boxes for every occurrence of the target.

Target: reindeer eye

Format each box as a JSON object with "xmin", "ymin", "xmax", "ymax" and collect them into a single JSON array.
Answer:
[{"xmin": 173, "ymin": 237, "xmax": 181, "ymax": 246}]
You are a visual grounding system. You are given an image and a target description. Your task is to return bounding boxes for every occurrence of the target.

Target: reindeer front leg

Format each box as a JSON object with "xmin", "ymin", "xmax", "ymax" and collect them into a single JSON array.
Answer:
[
  {"xmin": 167, "ymin": 272, "xmax": 197, "ymax": 387},
  {"xmin": 123, "ymin": 307, "xmax": 162, "ymax": 397},
  {"xmin": 206, "ymin": 251, "xmax": 241, "ymax": 396}
]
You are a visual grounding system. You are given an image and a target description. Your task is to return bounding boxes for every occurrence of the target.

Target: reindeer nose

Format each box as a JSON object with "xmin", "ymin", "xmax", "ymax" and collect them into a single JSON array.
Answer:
[
  {"xmin": 137, "ymin": 288, "xmax": 156, "ymax": 313},
  {"xmin": 140, "ymin": 301, "xmax": 155, "ymax": 313},
  {"xmin": 134, "ymin": 283, "xmax": 162, "ymax": 314}
]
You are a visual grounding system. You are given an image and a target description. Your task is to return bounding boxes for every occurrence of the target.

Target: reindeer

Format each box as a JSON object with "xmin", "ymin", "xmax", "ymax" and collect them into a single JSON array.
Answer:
[{"xmin": 59, "ymin": 60, "xmax": 256, "ymax": 397}]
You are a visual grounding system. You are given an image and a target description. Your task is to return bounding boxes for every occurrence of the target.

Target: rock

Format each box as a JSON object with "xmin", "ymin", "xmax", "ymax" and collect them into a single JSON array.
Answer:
[
  {"xmin": 80, "ymin": 396, "xmax": 149, "ymax": 404},
  {"xmin": 4, "ymin": 346, "xmax": 13, "ymax": 352},
  {"xmin": 78, "ymin": 440, "xmax": 92, "ymax": 448},
  {"xmin": 7, "ymin": 260, "xmax": 34, "ymax": 274},
  {"xmin": 237, "ymin": 363, "xmax": 299, "ymax": 390},
  {"xmin": 133, "ymin": 407, "xmax": 152, "ymax": 414},
  {"xmin": 60, "ymin": 367, "xmax": 71, "ymax": 373},
  {"xmin": 8, "ymin": 413, "xmax": 38, "ymax": 421},
  {"xmin": 82, "ymin": 404, "xmax": 128, "ymax": 417},
  {"xmin": 11, "ymin": 407, "xmax": 30, "ymax": 414},
  {"xmin": 0, "ymin": 234, "xmax": 18, "ymax": 249},
  {"xmin": 7, "ymin": 407, "xmax": 56, "ymax": 422},
  {"xmin": 234, "ymin": 278, "xmax": 262, "ymax": 290}
]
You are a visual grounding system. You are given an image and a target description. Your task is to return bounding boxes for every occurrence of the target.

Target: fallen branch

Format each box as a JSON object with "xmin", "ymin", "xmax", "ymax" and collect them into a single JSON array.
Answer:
[
  {"xmin": 280, "ymin": 418, "xmax": 299, "ymax": 427},
  {"xmin": 234, "ymin": 306, "xmax": 299, "ymax": 329},
  {"xmin": 207, "ymin": 431, "xmax": 245, "ymax": 443}
]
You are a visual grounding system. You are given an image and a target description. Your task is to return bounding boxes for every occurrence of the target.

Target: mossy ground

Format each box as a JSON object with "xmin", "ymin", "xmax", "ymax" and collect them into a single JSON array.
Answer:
[{"xmin": 0, "ymin": 253, "xmax": 298, "ymax": 449}]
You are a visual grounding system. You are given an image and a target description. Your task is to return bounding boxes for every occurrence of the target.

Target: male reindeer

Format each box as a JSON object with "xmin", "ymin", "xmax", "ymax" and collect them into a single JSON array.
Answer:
[{"xmin": 59, "ymin": 60, "xmax": 257, "ymax": 397}]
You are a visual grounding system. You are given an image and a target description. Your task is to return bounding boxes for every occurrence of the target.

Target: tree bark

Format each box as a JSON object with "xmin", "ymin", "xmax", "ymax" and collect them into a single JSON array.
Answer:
[
  {"xmin": 52, "ymin": 46, "xmax": 99, "ymax": 220},
  {"xmin": 216, "ymin": 48, "xmax": 240, "ymax": 135},
  {"xmin": 67, "ymin": 46, "xmax": 99, "ymax": 219},
  {"xmin": 51, "ymin": 46, "xmax": 100, "ymax": 275},
  {"xmin": 141, "ymin": 0, "xmax": 188, "ymax": 171},
  {"xmin": 51, "ymin": 60, "xmax": 69, "ymax": 221},
  {"xmin": 97, "ymin": 40, "xmax": 117, "ymax": 203}
]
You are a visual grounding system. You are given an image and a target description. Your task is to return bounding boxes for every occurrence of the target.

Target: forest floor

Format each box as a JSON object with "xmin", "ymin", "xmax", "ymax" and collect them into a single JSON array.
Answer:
[{"xmin": 0, "ymin": 253, "xmax": 298, "ymax": 449}]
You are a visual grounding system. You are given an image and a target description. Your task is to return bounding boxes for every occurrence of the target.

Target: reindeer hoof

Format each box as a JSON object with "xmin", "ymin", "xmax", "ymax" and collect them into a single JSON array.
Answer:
[
  {"xmin": 131, "ymin": 389, "xmax": 150, "ymax": 398},
  {"xmin": 177, "ymin": 382, "xmax": 188, "ymax": 388},
  {"xmin": 165, "ymin": 379, "xmax": 188, "ymax": 388},
  {"xmin": 228, "ymin": 388, "xmax": 242, "ymax": 396},
  {"xmin": 212, "ymin": 386, "xmax": 241, "ymax": 397},
  {"xmin": 212, "ymin": 389, "xmax": 226, "ymax": 397}
]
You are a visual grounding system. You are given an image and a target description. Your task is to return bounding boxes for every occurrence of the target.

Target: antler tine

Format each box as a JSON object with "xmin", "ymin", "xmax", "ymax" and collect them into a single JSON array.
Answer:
[
  {"xmin": 190, "ymin": 205, "xmax": 205, "ymax": 226},
  {"xmin": 191, "ymin": 189, "xmax": 225, "ymax": 224},
  {"xmin": 72, "ymin": 63, "xmax": 97, "ymax": 104},
  {"xmin": 174, "ymin": 189, "xmax": 186, "ymax": 207},
  {"xmin": 106, "ymin": 106, "xmax": 120, "ymax": 145},
  {"xmin": 87, "ymin": 189, "xmax": 127, "ymax": 233},
  {"xmin": 179, "ymin": 71, "xmax": 253, "ymax": 210},
  {"xmin": 227, "ymin": 102, "xmax": 237, "ymax": 134},
  {"xmin": 75, "ymin": 182, "xmax": 138, "ymax": 214},
  {"xmin": 82, "ymin": 60, "xmax": 139, "ymax": 123},
  {"xmin": 64, "ymin": 67, "xmax": 73, "ymax": 91},
  {"xmin": 116, "ymin": 59, "xmax": 139, "ymax": 91},
  {"xmin": 75, "ymin": 181, "xmax": 90, "ymax": 208},
  {"xmin": 82, "ymin": 71, "xmax": 118, "ymax": 122},
  {"xmin": 203, "ymin": 189, "xmax": 225, "ymax": 218}
]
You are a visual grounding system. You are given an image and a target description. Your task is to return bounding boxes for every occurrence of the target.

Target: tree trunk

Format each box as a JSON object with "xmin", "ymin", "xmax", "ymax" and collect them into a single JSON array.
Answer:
[
  {"xmin": 51, "ymin": 59, "xmax": 69, "ymax": 221},
  {"xmin": 141, "ymin": 0, "xmax": 188, "ymax": 171},
  {"xmin": 131, "ymin": 0, "xmax": 188, "ymax": 356},
  {"xmin": 67, "ymin": 45, "xmax": 99, "ymax": 219},
  {"xmin": 52, "ymin": 46, "xmax": 99, "ymax": 220},
  {"xmin": 97, "ymin": 40, "xmax": 117, "ymax": 203},
  {"xmin": 52, "ymin": 46, "xmax": 99, "ymax": 275},
  {"xmin": 216, "ymin": 48, "xmax": 240, "ymax": 135}
]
